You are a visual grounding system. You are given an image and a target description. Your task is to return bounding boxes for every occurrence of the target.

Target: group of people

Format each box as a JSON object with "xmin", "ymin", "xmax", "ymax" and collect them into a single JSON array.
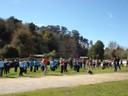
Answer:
[
  {"xmin": 0, "ymin": 57, "xmax": 87, "ymax": 77},
  {"xmin": 0, "ymin": 56, "xmax": 128, "ymax": 77},
  {"xmin": 87, "ymin": 56, "xmax": 128, "ymax": 72},
  {"xmin": 18, "ymin": 56, "xmax": 59, "ymax": 76},
  {"xmin": 0, "ymin": 57, "xmax": 58, "ymax": 77}
]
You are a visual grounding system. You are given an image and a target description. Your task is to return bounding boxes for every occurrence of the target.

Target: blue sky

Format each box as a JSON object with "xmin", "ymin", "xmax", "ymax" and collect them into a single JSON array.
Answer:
[{"xmin": 0, "ymin": 0, "xmax": 128, "ymax": 48}]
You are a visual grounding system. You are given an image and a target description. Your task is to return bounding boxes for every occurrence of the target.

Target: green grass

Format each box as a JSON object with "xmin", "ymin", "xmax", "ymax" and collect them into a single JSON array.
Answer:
[
  {"xmin": 1, "ymin": 65, "xmax": 128, "ymax": 96},
  {"xmin": 1, "ymin": 65, "xmax": 128, "ymax": 78},
  {"xmin": 1, "ymin": 80, "xmax": 128, "ymax": 96}
]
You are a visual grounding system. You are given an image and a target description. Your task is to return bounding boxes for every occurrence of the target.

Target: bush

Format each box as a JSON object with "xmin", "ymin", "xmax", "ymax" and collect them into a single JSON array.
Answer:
[
  {"xmin": 46, "ymin": 50, "xmax": 56, "ymax": 58},
  {"xmin": 0, "ymin": 45, "xmax": 19, "ymax": 58}
]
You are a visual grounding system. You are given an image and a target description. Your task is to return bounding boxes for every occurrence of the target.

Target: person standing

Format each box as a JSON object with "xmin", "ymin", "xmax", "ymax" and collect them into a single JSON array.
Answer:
[
  {"xmin": 77, "ymin": 58, "xmax": 80, "ymax": 72},
  {"xmin": 50, "ymin": 58, "xmax": 57, "ymax": 71},
  {"xmin": 23, "ymin": 60, "xmax": 28, "ymax": 74},
  {"xmin": 82, "ymin": 58, "xmax": 86, "ymax": 70},
  {"xmin": 4, "ymin": 59, "xmax": 10, "ymax": 74},
  {"xmin": 42, "ymin": 56, "xmax": 48, "ymax": 75},
  {"xmin": 0, "ymin": 59, "xmax": 4, "ymax": 77},
  {"xmin": 40, "ymin": 61, "xmax": 44, "ymax": 71},
  {"xmin": 19, "ymin": 60, "xmax": 24, "ymax": 76},
  {"xmin": 120, "ymin": 60, "xmax": 123, "ymax": 67},
  {"xmin": 88, "ymin": 58, "xmax": 92, "ymax": 69},
  {"xmin": 64, "ymin": 59, "xmax": 68, "ymax": 72},
  {"xmin": 14, "ymin": 59, "xmax": 19, "ymax": 72},
  {"xmin": 73, "ymin": 58, "xmax": 77, "ymax": 71},
  {"xmin": 69, "ymin": 58, "xmax": 73, "ymax": 69},
  {"xmin": 30, "ymin": 59, "xmax": 34, "ymax": 72},
  {"xmin": 34, "ymin": 59, "xmax": 39, "ymax": 72},
  {"xmin": 60, "ymin": 58, "xmax": 64, "ymax": 74},
  {"xmin": 126, "ymin": 60, "xmax": 128, "ymax": 67},
  {"xmin": 113, "ymin": 57, "xmax": 117, "ymax": 72},
  {"xmin": 50, "ymin": 58, "xmax": 54, "ymax": 71},
  {"xmin": 117, "ymin": 57, "xmax": 121, "ymax": 70}
]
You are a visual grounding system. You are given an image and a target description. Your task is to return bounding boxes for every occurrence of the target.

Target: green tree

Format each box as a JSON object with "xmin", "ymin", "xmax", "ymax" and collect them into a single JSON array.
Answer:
[
  {"xmin": 0, "ymin": 16, "xmax": 90, "ymax": 58},
  {"xmin": 0, "ymin": 18, "xmax": 6, "ymax": 48},
  {"xmin": 88, "ymin": 40, "xmax": 104, "ymax": 60},
  {"xmin": 28, "ymin": 22, "xmax": 39, "ymax": 34},
  {"xmin": 5, "ymin": 16, "xmax": 22, "ymax": 43},
  {"xmin": 46, "ymin": 50, "xmax": 56, "ymax": 58},
  {"xmin": 71, "ymin": 30, "xmax": 80, "ymax": 58},
  {"xmin": 11, "ymin": 25, "xmax": 36, "ymax": 57},
  {"xmin": 105, "ymin": 41, "xmax": 119, "ymax": 58}
]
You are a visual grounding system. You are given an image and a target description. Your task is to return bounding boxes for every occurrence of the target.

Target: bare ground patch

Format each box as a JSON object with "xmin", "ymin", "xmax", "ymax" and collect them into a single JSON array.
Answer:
[{"xmin": 0, "ymin": 73, "xmax": 128, "ymax": 95}]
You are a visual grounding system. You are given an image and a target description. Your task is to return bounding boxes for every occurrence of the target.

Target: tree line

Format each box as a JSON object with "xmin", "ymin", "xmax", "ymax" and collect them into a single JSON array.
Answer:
[
  {"xmin": 0, "ymin": 16, "xmax": 128, "ymax": 59},
  {"xmin": 0, "ymin": 16, "xmax": 89, "ymax": 58}
]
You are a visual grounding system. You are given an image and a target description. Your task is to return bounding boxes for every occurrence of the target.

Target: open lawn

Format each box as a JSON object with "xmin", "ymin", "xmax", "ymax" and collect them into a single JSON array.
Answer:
[
  {"xmin": 1, "ymin": 80, "xmax": 128, "ymax": 96},
  {"xmin": 1, "ymin": 65, "xmax": 128, "ymax": 95}
]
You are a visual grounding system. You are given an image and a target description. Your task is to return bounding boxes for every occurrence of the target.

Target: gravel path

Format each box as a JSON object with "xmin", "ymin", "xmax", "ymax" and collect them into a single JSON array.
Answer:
[{"xmin": 0, "ymin": 72, "xmax": 128, "ymax": 95}]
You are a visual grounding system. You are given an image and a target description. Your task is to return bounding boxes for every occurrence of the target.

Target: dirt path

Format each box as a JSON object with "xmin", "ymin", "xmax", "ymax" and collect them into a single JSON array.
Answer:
[{"xmin": 0, "ymin": 72, "xmax": 128, "ymax": 95}]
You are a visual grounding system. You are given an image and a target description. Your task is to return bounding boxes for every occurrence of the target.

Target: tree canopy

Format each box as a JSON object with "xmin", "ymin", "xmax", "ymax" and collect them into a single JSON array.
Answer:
[
  {"xmin": 0, "ymin": 16, "xmax": 127, "ymax": 59},
  {"xmin": 88, "ymin": 40, "xmax": 104, "ymax": 60},
  {"xmin": 0, "ymin": 17, "xmax": 89, "ymax": 58}
]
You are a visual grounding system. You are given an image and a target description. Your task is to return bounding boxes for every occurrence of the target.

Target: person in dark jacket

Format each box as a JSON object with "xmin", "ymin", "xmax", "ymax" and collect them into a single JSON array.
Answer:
[
  {"xmin": 113, "ymin": 57, "xmax": 117, "ymax": 72},
  {"xmin": 30, "ymin": 59, "xmax": 34, "ymax": 72},
  {"xmin": 116, "ymin": 56, "xmax": 121, "ymax": 70},
  {"xmin": 4, "ymin": 60, "xmax": 10, "ymax": 74},
  {"xmin": 14, "ymin": 59, "xmax": 19, "ymax": 72}
]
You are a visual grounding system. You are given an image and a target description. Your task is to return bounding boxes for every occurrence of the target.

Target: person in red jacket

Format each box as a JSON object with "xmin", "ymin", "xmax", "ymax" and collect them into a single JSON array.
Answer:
[{"xmin": 42, "ymin": 56, "xmax": 48, "ymax": 75}]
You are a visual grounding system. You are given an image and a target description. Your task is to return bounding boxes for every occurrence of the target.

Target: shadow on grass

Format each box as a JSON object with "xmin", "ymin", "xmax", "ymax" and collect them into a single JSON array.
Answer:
[
  {"xmin": 124, "ymin": 70, "xmax": 128, "ymax": 72},
  {"xmin": 2, "ymin": 76, "xmax": 18, "ymax": 78},
  {"xmin": 46, "ymin": 73, "xmax": 62, "ymax": 76}
]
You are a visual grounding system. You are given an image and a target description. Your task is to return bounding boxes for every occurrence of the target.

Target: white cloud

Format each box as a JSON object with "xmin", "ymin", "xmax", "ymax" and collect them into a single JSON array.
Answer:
[{"xmin": 107, "ymin": 12, "xmax": 113, "ymax": 18}]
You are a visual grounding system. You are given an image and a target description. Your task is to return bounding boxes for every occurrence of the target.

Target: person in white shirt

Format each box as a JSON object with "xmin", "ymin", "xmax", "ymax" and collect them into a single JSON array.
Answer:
[{"xmin": 19, "ymin": 60, "xmax": 24, "ymax": 76}]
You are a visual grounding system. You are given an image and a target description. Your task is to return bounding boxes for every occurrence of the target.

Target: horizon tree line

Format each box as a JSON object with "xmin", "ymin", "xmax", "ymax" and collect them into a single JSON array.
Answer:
[{"xmin": 0, "ymin": 16, "xmax": 128, "ymax": 59}]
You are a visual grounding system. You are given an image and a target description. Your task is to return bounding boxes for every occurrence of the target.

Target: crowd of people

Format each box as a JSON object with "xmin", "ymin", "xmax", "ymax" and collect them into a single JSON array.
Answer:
[{"xmin": 0, "ymin": 56, "xmax": 128, "ymax": 77}]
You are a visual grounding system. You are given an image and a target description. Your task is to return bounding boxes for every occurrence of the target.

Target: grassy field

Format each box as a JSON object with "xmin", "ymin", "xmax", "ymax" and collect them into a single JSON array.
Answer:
[
  {"xmin": 1, "ymin": 80, "xmax": 128, "ymax": 96},
  {"xmin": 1, "ymin": 65, "xmax": 128, "ymax": 96},
  {"xmin": 2, "ymin": 65, "xmax": 128, "ymax": 78}
]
